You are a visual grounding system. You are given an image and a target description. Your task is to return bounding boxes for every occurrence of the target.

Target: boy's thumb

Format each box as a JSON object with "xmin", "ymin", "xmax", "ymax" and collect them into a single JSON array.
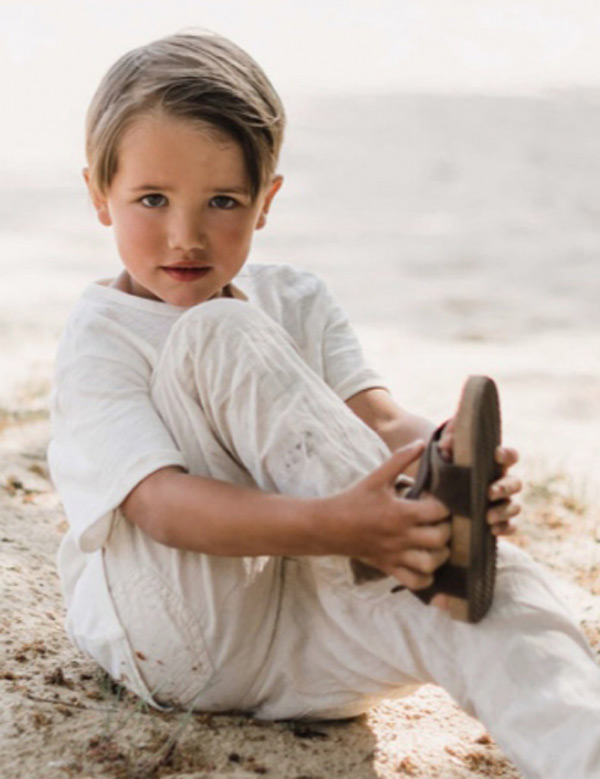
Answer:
[{"xmin": 369, "ymin": 440, "xmax": 425, "ymax": 487}]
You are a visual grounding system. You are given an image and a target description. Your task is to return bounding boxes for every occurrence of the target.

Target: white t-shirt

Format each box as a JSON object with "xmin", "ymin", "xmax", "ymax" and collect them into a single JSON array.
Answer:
[{"xmin": 49, "ymin": 263, "xmax": 384, "ymax": 555}]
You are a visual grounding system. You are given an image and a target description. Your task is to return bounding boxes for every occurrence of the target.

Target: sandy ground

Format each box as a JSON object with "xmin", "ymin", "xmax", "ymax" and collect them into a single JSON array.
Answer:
[{"xmin": 2, "ymin": 90, "xmax": 600, "ymax": 777}]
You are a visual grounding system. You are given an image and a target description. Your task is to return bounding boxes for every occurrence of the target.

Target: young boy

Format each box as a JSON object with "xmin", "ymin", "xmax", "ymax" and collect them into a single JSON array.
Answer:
[{"xmin": 49, "ymin": 32, "xmax": 600, "ymax": 778}]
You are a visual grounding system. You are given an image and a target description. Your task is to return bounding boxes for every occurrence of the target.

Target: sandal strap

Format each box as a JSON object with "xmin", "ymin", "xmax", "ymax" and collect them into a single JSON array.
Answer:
[
  {"xmin": 392, "ymin": 563, "xmax": 468, "ymax": 601},
  {"xmin": 405, "ymin": 424, "xmax": 473, "ymax": 518}
]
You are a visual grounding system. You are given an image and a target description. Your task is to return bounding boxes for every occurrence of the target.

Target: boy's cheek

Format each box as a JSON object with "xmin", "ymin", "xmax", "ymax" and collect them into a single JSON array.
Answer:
[
  {"xmin": 215, "ymin": 223, "xmax": 254, "ymax": 253},
  {"xmin": 115, "ymin": 215, "xmax": 158, "ymax": 250}
]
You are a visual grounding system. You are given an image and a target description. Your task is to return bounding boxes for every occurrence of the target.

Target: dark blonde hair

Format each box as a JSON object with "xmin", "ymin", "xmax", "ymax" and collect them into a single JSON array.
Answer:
[{"xmin": 85, "ymin": 32, "xmax": 285, "ymax": 200}]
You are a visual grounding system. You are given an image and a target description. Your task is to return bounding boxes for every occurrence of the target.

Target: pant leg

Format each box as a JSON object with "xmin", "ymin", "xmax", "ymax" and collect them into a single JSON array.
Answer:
[
  {"xmin": 109, "ymin": 298, "xmax": 600, "ymax": 779},
  {"xmin": 254, "ymin": 542, "xmax": 600, "ymax": 779},
  {"xmin": 104, "ymin": 298, "xmax": 392, "ymax": 709},
  {"xmin": 150, "ymin": 297, "xmax": 393, "ymax": 587},
  {"xmin": 151, "ymin": 298, "xmax": 390, "ymax": 503}
]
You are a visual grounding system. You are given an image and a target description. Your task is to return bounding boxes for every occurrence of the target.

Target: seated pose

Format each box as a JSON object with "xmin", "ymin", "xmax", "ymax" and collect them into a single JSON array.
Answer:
[{"xmin": 48, "ymin": 32, "xmax": 600, "ymax": 779}]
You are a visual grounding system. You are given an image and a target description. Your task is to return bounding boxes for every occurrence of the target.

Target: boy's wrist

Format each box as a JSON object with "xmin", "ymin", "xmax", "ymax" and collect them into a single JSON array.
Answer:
[
  {"xmin": 300, "ymin": 494, "xmax": 347, "ymax": 557},
  {"xmin": 275, "ymin": 494, "xmax": 336, "ymax": 556}
]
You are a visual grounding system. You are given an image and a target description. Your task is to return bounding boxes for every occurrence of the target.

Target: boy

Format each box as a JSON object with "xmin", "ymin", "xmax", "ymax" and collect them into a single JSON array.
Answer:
[{"xmin": 49, "ymin": 32, "xmax": 600, "ymax": 779}]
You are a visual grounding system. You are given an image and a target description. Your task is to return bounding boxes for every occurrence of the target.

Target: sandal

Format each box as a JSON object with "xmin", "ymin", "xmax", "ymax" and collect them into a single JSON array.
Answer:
[
  {"xmin": 402, "ymin": 375, "xmax": 502, "ymax": 623},
  {"xmin": 351, "ymin": 375, "xmax": 502, "ymax": 624}
]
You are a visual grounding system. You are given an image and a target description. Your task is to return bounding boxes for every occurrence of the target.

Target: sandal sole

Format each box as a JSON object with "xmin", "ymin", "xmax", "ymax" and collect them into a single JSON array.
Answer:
[{"xmin": 446, "ymin": 375, "xmax": 502, "ymax": 622}]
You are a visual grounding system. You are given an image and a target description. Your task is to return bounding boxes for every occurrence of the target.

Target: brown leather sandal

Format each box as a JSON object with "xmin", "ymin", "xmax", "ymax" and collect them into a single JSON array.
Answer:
[
  {"xmin": 402, "ymin": 375, "xmax": 502, "ymax": 623},
  {"xmin": 351, "ymin": 375, "xmax": 502, "ymax": 624}
]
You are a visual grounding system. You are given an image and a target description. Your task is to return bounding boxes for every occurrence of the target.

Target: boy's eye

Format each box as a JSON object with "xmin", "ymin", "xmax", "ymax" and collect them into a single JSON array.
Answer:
[
  {"xmin": 140, "ymin": 194, "xmax": 167, "ymax": 208},
  {"xmin": 210, "ymin": 195, "xmax": 238, "ymax": 210}
]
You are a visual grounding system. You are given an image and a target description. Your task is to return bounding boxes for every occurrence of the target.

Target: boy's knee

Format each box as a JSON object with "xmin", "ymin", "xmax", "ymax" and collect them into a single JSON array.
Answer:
[
  {"xmin": 161, "ymin": 299, "xmax": 291, "ymax": 376},
  {"xmin": 152, "ymin": 297, "xmax": 299, "ymax": 411},
  {"xmin": 172, "ymin": 298, "xmax": 272, "ymax": 346}
]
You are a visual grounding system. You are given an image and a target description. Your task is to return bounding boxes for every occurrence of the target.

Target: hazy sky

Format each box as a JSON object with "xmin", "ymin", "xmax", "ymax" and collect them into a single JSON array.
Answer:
[{"xmin": 2, "ymin": 0, "xmax": 600, "ymax": 172}]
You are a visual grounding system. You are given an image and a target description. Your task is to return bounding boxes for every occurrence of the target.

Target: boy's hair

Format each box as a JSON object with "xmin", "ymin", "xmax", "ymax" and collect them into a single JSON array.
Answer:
[{"xmin": 85, "ymin": 32, "xmax": 285, "ymax": 200}]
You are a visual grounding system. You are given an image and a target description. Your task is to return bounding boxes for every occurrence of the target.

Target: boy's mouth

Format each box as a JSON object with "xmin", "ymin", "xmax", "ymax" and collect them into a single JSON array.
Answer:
[{"xmin": 162, "ymin": 265, "xmax": 211, "ymax": 283}]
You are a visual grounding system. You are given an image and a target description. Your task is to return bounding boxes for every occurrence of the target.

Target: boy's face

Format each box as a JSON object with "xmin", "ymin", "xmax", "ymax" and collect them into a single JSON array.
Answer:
[{"xmin": 86, "ymin": 113, "xmax": 282, "ymax": 307}]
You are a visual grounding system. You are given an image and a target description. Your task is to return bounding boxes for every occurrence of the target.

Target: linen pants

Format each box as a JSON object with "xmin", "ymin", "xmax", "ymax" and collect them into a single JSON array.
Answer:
[{"xmin": 104, "ymin": 298, "xmax": 600, "ymax": 779}]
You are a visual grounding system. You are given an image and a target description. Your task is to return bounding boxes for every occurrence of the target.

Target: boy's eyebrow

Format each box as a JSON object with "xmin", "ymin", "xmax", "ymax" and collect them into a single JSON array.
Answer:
[
  {"xmin": 130, "ymin": 183, "xmax": 251, "ymax": 195},
  {"xmin": 218, "ymin": 185, "xmax": 251, "ymax": 195},
  {"xmin": 131, "ymin": 183, "xmax": 174, "ymax": 192}
]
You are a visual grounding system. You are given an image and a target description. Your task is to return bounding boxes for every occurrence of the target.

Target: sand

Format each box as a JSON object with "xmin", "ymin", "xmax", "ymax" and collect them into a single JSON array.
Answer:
[{"xmin": 1, "ymin": 90, "xmax": 600, "ymax": 777}]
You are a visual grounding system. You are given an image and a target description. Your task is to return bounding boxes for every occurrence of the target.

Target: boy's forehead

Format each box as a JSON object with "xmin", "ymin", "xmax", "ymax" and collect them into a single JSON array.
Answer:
[
  {"xmin": 119, "ymin": 114, "xmax": 241, "ymax": 157},
  {"xmin": 116, "ymin": 114, "xmax": 250, "ymax": 188}
]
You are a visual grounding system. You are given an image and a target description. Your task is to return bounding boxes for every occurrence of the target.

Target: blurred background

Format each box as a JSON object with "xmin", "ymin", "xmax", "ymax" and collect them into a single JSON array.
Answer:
[{"xmin": 1, "ymin": 0, "xmax": 599, "ymax": 482}]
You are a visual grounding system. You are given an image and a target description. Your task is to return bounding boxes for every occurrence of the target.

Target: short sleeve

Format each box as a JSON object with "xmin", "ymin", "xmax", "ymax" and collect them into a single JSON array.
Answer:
[
  {"xmin": 316, "ymin": 280, "xmax": 387, "ymax": 400},
  {"xmin": 236, "ymin": 264, "xmax": 386, "ymax": 401},
  {"xmin": 48, "ymin": 314, "xmax": 186, "ymax": 552}
]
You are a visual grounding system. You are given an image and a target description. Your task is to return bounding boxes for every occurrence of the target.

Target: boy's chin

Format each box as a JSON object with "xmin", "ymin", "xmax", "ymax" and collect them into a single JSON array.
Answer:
[
  {"xmin": 159, "ymin": 286, "xmax": 222, "ymax": 309},
  {"xmin": 125, "ymin": 277, "xmax": 207, "ymax": 307}
]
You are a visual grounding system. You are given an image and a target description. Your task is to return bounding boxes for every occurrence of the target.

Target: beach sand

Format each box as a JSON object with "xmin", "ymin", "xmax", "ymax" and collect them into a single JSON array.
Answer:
[{"xmin": 1, "ymin": 90, "xmax": 599, "ymax": 777}]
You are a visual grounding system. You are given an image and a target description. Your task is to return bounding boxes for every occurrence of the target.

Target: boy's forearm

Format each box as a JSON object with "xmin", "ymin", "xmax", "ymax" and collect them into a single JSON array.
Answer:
[
  {"xmin": 375, "ymin": 411, "xmax": 434, "ymax": 452},
  {"xmin": 346, "ymin": 388, "xmax": 435, "ymax": 477},
  {"xmin": 122, "ymin": 467, "xmax": 334, "ymax": 556}
]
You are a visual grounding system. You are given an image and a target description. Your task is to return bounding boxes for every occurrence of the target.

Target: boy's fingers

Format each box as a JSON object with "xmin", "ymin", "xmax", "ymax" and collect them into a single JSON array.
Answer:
[
  {"xmin": 409, "ymin": 518, "xmax": 452, "ymax": 546},
  {"xmin": 444, "ymin": 416, "xmax": 456, "ymax": 434},
  {"xmin": 367, "ymin": 441, "xmax": 425, "ymax": 488},
  {"xmin": 489, "ymin": 475, "xmax": 522, "ymax": 501},
  {"xmin": 491, "ymin": 520, "xmax": 519, "ymax": 537},
  {"xmin": 487, "ymin": 500, "xmax": 521, "ymax": 527},
  {"xmin": 437, "ymin": 432, "xmax": 453, "ymax": 461},
  {"xmin": 495, "ymin": 445, "xmax": 519, "ymax": 468},
  {"xmin": 401, "ymin": 546, "xmax": 451, "ymax": 575},
  {"xmin": 390, "ymin": 546, "xmax": 449, "ymax": 590},
  {"xmin": 390, "ymin": 566, "xmax": 434, "ymax": 591},
  {"xmin": 400, "ymin": 492, "xmax": 450, "ymax": 524}
]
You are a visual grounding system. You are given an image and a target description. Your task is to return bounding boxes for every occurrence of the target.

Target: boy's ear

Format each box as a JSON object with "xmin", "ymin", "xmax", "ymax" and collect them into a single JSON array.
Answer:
[
  {"xmin": 255, "ymin": 175, "xmax": 283, "ymax": 230},
  {"xmin": 83, "ymin": 167, "xmax": 112, "ymax": 227}
]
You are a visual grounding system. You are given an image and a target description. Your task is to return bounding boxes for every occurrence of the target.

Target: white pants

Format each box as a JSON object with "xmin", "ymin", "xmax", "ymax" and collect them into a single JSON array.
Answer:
[{"xmin": 104, "ymin": 299, "xmax": 600, "ymax": 779}]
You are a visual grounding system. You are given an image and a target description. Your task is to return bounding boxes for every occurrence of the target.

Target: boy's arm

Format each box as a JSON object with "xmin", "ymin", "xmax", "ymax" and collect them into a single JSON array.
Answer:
[
  {"xmin": 120, "ymin": 445, "xmax": 452, "ymax": 591},
  {"xmin": 345, "ymin": 388, "xmax": 434, "ymax": 474}
]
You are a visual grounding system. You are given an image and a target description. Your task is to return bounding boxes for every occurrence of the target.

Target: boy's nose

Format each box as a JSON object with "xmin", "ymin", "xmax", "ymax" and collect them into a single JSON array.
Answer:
[{"xmin": 167, "ymin": 210, "xmax": 207, "ymax": 252}]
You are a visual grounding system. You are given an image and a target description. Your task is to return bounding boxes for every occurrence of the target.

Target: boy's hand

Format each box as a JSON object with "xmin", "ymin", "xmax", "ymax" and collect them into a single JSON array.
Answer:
[
  {"xmin": 438, "ymin": 420, "xmax": 522, "ymax": 537},
  {"xmin": 326, "ymin": 441, "xmax": 452, "ymax": 591}
]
